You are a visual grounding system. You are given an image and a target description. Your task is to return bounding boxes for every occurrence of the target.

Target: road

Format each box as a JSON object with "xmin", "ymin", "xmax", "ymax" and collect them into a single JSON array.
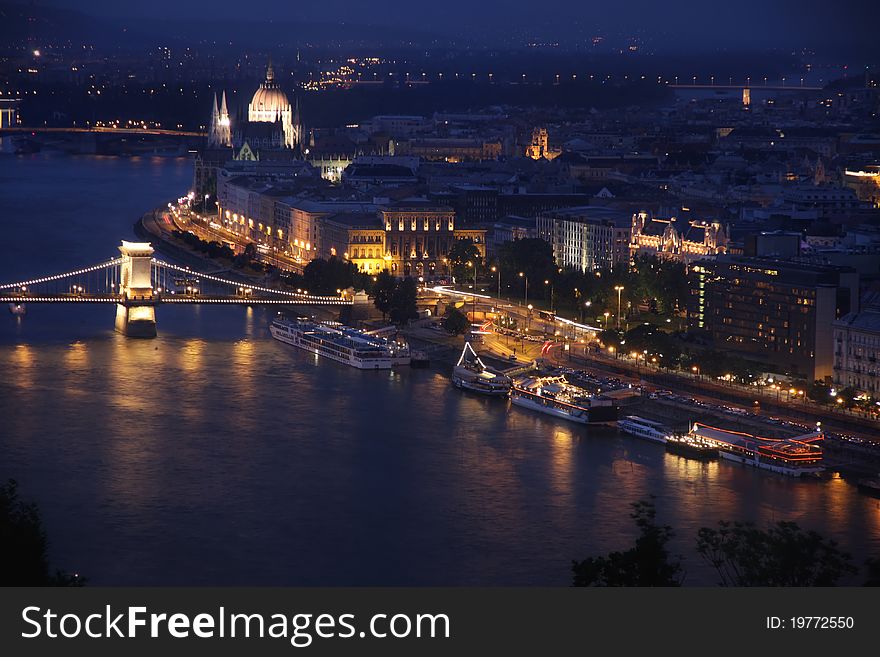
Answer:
[
  {"xmin": 430, "ymin": 286, "xmax": 880, "ymax": 442},
  {"xmin": 167, "ymin": 208, "xmax": 306, "ymax": 274}
]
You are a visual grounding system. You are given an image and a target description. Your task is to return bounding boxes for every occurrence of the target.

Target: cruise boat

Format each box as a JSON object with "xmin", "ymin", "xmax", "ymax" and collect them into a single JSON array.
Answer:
[
  {"xmin": 617, "ymin": 415, "xmax": 670, "ymax": 444},
  {"xmin": 510, "ymin": 376, "xmax": 617, "ymax": 424},
  {"xmin": 665, "ymin": 433, "xmax": 718, "ymax": 460},
  {"xmin": 270, "ymin": 316, "xmax": 394, "ymax": 369},
  {"xmin": 452, "ymin": 342, "xmax": 511, "ymax": 396},
  {"xmin": 688, "ymin": 422, "xmax": 824, "ymax": 477}
]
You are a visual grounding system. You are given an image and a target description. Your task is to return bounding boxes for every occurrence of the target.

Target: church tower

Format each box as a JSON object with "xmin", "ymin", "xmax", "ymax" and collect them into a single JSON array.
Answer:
[
  {"xmin": 207, "ymin": 93, "xmax": 221, "ymax": 146},
  {"xmin": 207, "ymin": 91, "xmax": 232, "ymax": 147},
  {"xmin": 218, "ymin": 91, "xmax": 232, "ymax": 147}
]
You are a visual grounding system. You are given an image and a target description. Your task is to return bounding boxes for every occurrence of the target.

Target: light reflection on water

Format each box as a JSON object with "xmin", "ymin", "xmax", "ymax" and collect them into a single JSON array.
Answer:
[{"xmin": 0, "ymin": 154, "xmax": 879, "ymax": 585}]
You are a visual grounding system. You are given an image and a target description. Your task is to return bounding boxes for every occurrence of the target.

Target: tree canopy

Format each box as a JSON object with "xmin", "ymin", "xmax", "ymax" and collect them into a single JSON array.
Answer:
[
  {"xmin": 447, "ymin": 238, "xmax": 482, "ymax": 282},
  {"xmin": 372, "ymin": 273, "xmax": 419, "ymax": 325},
  {"xmin": 573, "ymin": 499, "xmax": 861, "ymax": 586},
  {"xmin": 442, "ymin": 306, "xmax": 471, "ymax": 336},
  {"xmin": 696, "ymin": 520, "xmax": 857, "ymax": 586},
  {"xmin": 572, "ymin": 500, "xmax": 684, "ymax": 587},
  {"xmin": 0, "ymin": 480, "xmax": 83, "ymax": 586}
]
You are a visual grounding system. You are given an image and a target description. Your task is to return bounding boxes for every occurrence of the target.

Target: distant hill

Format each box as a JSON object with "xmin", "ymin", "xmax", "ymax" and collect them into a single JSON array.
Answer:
[{"xmin": 0, "ymin": 1, "xmax": 457, "ymax": 52}]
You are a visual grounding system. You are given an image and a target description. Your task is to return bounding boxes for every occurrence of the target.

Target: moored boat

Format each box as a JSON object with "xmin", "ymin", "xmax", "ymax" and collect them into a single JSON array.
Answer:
[
  {"xmin": 270, "ymin": 316, "xmax": 394, "ymax": 369},
  {"xmin": 617, "ymin": 415, "xmax": 670, "ymax": 444},
  {"xmin": 665, "ymin": 433, "xmax": 719, "ymax": 460},
  {"xmin": 452, "ymin": 342, "xmax": 511, "ymax": 396},
  {"xmin": 510, "ymin": 375, "xmax": 617, "ymax": 424},
  {"xmin": 687, "ymin": 422, "xmax": 824, "ymax": 477}
]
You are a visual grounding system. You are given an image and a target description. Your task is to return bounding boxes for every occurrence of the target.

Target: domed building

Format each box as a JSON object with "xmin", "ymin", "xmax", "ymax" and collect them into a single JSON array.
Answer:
[
  {"xmin": 207, "ymin": 59, "xmax": 302, "ymax": 155},
  {"xmin": 247, "ymin": 60, "xmax": 297, "ymax": 149}
]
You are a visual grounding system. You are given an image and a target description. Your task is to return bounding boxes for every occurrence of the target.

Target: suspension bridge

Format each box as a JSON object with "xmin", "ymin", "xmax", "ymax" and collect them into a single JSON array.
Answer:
[{"xmin": 1, "ymin": 241, "xmax": 351, "ymax": 337}]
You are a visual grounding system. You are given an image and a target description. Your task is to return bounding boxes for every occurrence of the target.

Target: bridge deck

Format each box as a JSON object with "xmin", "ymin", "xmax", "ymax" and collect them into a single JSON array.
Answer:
[{"xmin": 1, "ymin": 296, "xmax": 351, "ymax": 306}]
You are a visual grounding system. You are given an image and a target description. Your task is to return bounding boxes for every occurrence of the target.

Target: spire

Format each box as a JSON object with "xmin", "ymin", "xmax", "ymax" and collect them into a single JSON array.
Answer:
[
  {"xmin": 266, "ymin": 56, "xmax": 275, "ymax": 84},
  {"xmin": 208, "ymin": 92, "xmax": 220, "ymax": 146},
  {"xmin": 220, "ymin": 90, "xmax": 229, "ymax": 117}
]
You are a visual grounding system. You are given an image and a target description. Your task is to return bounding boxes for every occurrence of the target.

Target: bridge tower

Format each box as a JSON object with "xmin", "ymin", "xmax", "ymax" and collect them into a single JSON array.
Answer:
[
  {"xmin": 742, "ymin": 87, "xmax": 751, "ymax": 107},
  {"xmin": 115, "ymin": 241, "xmax": 157, "ymax": 338}
]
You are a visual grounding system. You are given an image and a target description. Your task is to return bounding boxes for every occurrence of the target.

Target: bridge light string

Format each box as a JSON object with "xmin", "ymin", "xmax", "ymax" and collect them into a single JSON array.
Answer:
[
  {"xmin": 0, "ymin": 258, "xmax": 124, "ymax": 290},
  {"xmin": 151, "ymin": 259, "xmax": 347, "ymax": 302},
  {"xmin": 1, "ymin": 257, "xmax": 350, "ymax": 305}
]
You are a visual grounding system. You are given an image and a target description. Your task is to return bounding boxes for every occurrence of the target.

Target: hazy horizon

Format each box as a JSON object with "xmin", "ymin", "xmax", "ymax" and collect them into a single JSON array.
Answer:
[{"xmin": 14, "ymin": 0, "xmax": 880, "ymax": 58}]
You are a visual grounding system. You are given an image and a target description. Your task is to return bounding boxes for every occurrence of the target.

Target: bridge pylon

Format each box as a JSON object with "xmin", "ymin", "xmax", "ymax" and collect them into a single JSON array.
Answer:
[{"xmin": 115, "ymin": 241, "xmax": 157, "ymax": 338}]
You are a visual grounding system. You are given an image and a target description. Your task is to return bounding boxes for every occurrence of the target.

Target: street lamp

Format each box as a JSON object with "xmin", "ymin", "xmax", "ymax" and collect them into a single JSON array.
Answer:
[
  {"xmin": 614, "ymin": 285, "xmax": 624, "ymax": 328},
  {"xmin": 582, "ymin": 300, "xmax": 592, "ymax": 322},
  {"xmin": 544, "ymin": 279, "xmax": 555, "ymax": 311},
  {"xmin": 603, "ymin": 311, "xmax": 610, "ymax": 328},
  {"xmin": 491, "ymin": 265, "xmax": 501, "ymax": 300},
  {"xmin": 519, "ymin": 272, "xmax": 528, "ymax": 307}
]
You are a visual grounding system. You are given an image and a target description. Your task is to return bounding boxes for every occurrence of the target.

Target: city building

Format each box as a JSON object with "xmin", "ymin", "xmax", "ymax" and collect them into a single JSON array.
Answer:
[
  {"xmin": 525, "ymin": 127, "xmax": 561, "ymax": 160},
  {"xmin": 341, "ymin": 156, "xmax": 419, "ymax": 190},
  {"xmin": 631, "ymin": 210, "xmax": 730, "ymax": 263},
  {"xmin": 689, "ymin": 255, "xmax": 860, "ymax": 381},
  {"xmin": 833, "ymin": 293, "xmax": 880, "ymax": 395},
  {"xmin": 380, "ymin": 201, "xmax": 485, "ymax": 277},
  {"xmin": 0, "ymin": 98, "xmax": 19, "ymax": 128},
  {"xmin": 843, "ymin": 167, "xmax": 880, "ymax": 208},
  {"xmin": 536, "ymin": 206, "xmax": 631, "ymax": 272},
  {"xmin": 207, "ymin": 60, "xmax": 303, "ymax": 154},
  {"xmin": 490, "ymin": 215, "xmax": 537, "ymax": 254},
  {"xmin": 743, "ymin": 231, "xmax": 802, "ymax": 258},
  {"xmin": 392, "ymin": 137, "xmax": 502, "ymax": 162},
  {"xmin": 779, "ymin": 184, "xmax": 870, "ymax": 219}
]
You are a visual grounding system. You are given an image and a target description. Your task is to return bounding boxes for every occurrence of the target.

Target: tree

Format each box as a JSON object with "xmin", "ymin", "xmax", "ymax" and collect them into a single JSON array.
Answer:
[
  {"xmin": 389, "ymin": 277, "xmax": 419, "ymax": 325},
  {"xmin": 599, "ymin": 329, "xmax": 622, "ymax": 351},
  {"xmin": 497, "ymin": 238, "xmax": 556, "ymax": 299},
  {"xmin": 302, "ymin": 256, "xmax": 359, "ymax": 295},
  {"xmin": 447, "ymin": 238, "xmax": 482, "ymax": 282},
  {"xmin": 442, "ymin": 306, "xmax": 471, "ymax": 336},
  {"xmin": 372, "ymin": 270, "xmax": 396, "ymax": 320},
  {"xmin": 696, "ymin": 520, "xmax": 856, "ymax": 586},
  {"xmin": 807, "ymin": 380, "xmax": 831, "ymax": 404},
  {"xmin": 0, "ymin": 480, "xmax": 83, "ymax": 586},
  {"xmin": 572, "ymin": 499, "xmax": 683, "ymax": 587}
]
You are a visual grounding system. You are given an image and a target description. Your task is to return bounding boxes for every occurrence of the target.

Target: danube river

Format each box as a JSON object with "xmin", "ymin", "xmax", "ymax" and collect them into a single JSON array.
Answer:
[{"xmin": 1, "ymin": 153, "xmax": 878, "ymax": 585}]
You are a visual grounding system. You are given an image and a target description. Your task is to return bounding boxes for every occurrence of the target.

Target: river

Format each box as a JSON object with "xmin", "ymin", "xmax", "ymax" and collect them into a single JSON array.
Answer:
[{"xmin": 1, "ymin": 153, "xmax": 878, "ymax": 585}]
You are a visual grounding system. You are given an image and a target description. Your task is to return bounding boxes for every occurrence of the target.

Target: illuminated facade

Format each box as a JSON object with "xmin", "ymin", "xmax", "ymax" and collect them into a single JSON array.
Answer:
[
  {"xmin": 207, "ymin": 60, "xmax": 303, "ymax": 153},
  {"xmin": 525, "ymin": 127, "xmax": 561, "ymax": 160},
  {"xmin": 0, "ymin": 98, "xmax": 19, "ymax": 128},
  {"xmin": 207, "ymin": 91, "xmax": 232, "ymax": 147},
  {"xmin": 536, "ymin": 206, "xmax": 630, "ymax": 272},
  {"xmin": 380, "ymin": 203, "xmax": 486, "ymax": 277},
  {"xmin": 630, "ymin": 211, "xmax": 729, "ymax": 263},
  {"xmin": 345, "ymin": 227, "xmax": 387, "ymax": 274},
  {"xmin": 688, "ymin": 255, "xmax": 859, "ymax": 380},
  {"xmin": 833, "ymin": 297, "xmax": 880, "ymax": 395},
  {"xmin": 115, "ymin": 241, "xmax": 157, "ymax": 338},
  {"xmin": 843, "ymin": 168, "xmax": 880, "ymax": 208}
]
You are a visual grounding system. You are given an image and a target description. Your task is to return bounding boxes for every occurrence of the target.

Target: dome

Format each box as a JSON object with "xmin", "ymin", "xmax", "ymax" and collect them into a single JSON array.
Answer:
[
  {"xmin": 249, "ymin": 61, "xmax": 290, "ymax": 119},
  {"xmin": 250, "ymin": 86, "xmax": 290, "ymax": 114}
]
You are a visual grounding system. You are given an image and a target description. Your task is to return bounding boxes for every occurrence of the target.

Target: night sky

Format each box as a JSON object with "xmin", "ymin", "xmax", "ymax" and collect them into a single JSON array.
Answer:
[{"xmin": 35, "ymin": 0, "xmax": 880, "ymax": 55}]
